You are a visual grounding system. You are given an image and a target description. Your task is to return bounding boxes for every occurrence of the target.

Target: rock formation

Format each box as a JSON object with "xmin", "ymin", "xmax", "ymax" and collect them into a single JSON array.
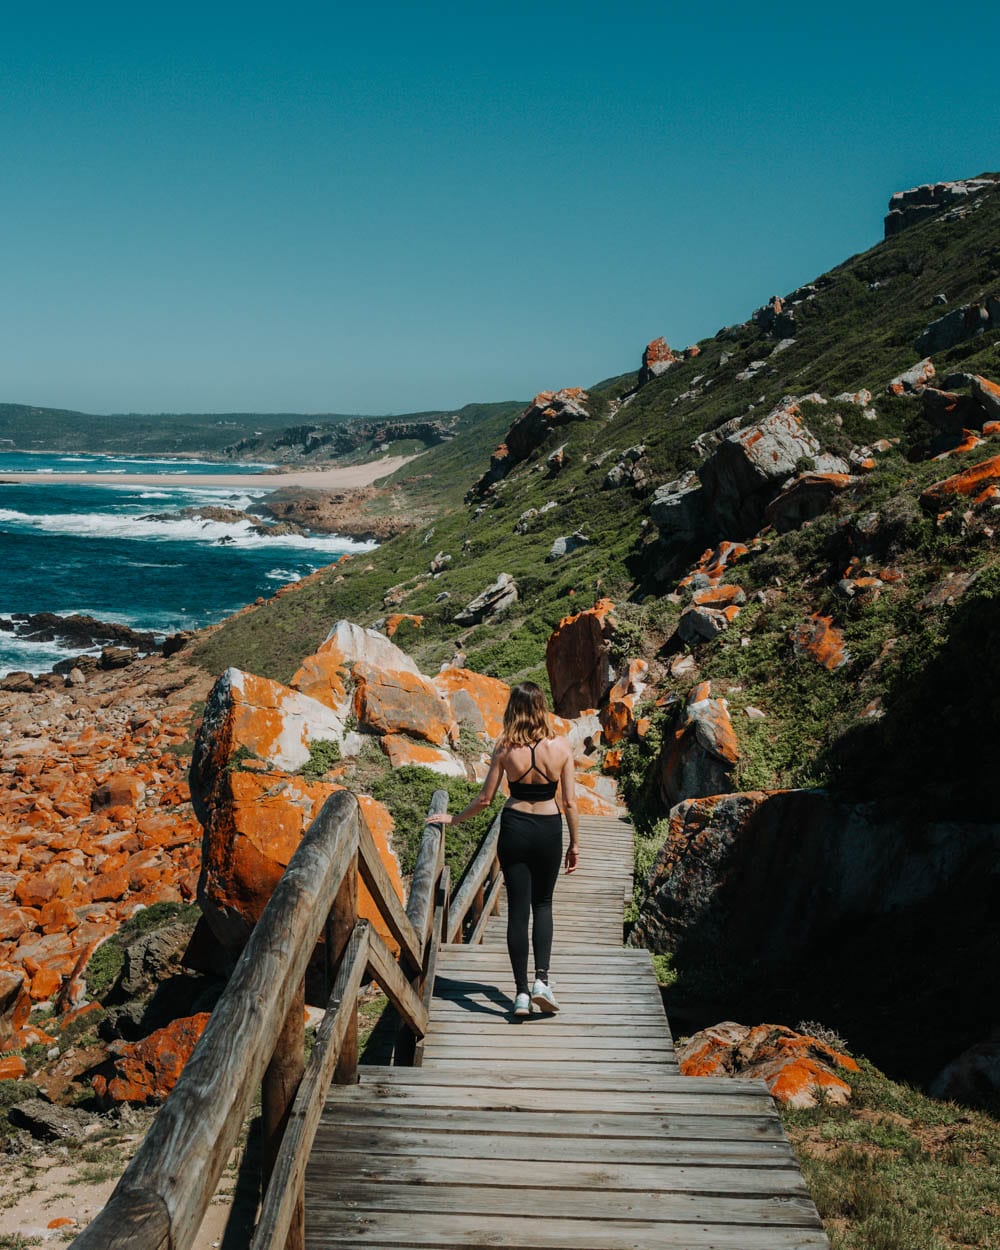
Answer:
[
  {"xmin": 545, "ymin": 598, "xmax": 617, "ymax": 718},
  {"xmin": 884, "ymin": 174, "xmax": 1000, "ymax": 237}
]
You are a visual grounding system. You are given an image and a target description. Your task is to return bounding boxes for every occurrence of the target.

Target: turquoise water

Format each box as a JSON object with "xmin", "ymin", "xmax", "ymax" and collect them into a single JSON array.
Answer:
[{"xmin": 0, "ymin": 453, "xmax": 372, "ymax": 674}]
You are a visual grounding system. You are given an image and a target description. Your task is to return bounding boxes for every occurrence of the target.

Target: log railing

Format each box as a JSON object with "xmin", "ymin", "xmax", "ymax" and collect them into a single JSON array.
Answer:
[{"xmin": 72, "ymin": 790, "xmax": 506, "ymax": 1250}]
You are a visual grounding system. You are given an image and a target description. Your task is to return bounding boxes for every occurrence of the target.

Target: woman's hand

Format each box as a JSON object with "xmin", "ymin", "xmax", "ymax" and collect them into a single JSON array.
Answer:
[
  {"xmin": 425, "ymin": 813, "xmax": 453, "ymax": 826},
  {"xmin": 564, "ymin": 844, "xmax": 579, "ymax": 874}
]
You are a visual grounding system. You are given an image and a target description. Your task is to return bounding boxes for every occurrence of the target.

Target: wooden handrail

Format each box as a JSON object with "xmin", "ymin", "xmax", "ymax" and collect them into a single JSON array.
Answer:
[
  {"xmin": 447, "ymin": 809, "xmax": 502, "ymax": 942},
  {"xmin": 72, "ymin": 789, "xmax": 363, "ymax": 1250}
]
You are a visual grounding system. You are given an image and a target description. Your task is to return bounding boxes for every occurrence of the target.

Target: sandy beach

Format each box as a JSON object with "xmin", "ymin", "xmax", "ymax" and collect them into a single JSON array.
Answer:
[{"xmin": 0, "ymin": 452, "xmax": 420, "ymax": 490}]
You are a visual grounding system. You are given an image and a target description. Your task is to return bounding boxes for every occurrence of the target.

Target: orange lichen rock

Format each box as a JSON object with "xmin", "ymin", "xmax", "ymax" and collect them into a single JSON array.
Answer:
[
  {"xmin": 691, "ymin": 584, "xmax": 746, "ymax": 610},
  {"xmin": 0, "ymin": 1055, "xmax": 27, "ymax": 1080},
  {"xmin": 291, "ymin": 620, "xmax": 422, "ymax": 715},
  {"xmin": 920, "ymin": 454, "xmax": 1000, "ymax": 510},
  {"xmin": 385, "ymin": 613, "xmax": 423, "ymax": 637},
  {"xmin": 433, "ymin": 668, "xmax": 510, "ymax": 742},
  {"xmin": 791, "ymin": 613, "xmax": 849, "ymax": 671},
  {"xmin": 545, "ymin": 598, "xmax": 617, "ymax": 718},
  {"xmin": 886, "ymin": 357, "xmax": 935, "ymax": 395},
  {"xmin": 379, "ymin": 735, "xmax": 467, "ymax": 777},
  {"xmin": 599, "ymin": 659, "xmax": 649, "ymax": 746},
  {"xmin": 352, "ymin": 664, "xmax": 454, "ymax": 746},
  {"xmin": 677, "ymin": 541, "xmax": 749, "ymax": 590},
  {"xmin": 641, "ymin": 337, "xmax": 678, "ymax": 381},
  {"xmin": 764, "ymin": 472, "xmax": 858, "ymax": 532},
  {"xmin": 93, "ymin": 1012, "xmax": 211, "ymax": 1104},
  {"xmin": 659, "ymin": 681, "xmax": 739, "ymax": 807},
  {"xmin": 933, "ymin": 430, "xmax": 985, "ymax": 460},
  {"xmin": 678, "ymin": 1021, "xmax": 858, "ymax": 1109}
]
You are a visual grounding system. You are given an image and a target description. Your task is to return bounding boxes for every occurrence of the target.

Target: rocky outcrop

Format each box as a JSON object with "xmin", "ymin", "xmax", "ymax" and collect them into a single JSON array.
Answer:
[
  {"xmin": 600, "ymin": 660, "xmax": 648, "ymax": 746},
  {"xmin": 920, "ymin": 454, "xmax": 1000, "ymax": 512},
  {"xmin": 260, "ymin": 486, "xmax": 413, "ymax": 541},
  {"xmin": 353, "ymin": 664, "xmax": 455, "ymax": 746},
  {"xmin": 916, "ymin": 297, "xmax": 1000, "ymax": 356},
  {"xmin": 884, "ymin": 174, "xmax": 1000, "ymax": 237},
  {"xmin": 547, "ymin": 532, "xmax": 589, "ymax": 561},
  {"xmin": 545, "ymin": 598, "xmax": 617, "ymax": 718},
  {"xmin": 469, "ymin": 389, "xmax": 589, "ymax": 496},
  {"xmin": 291, "ymin": 619, "xmax": 422, "ymax": 714},
  {"xmin": 453, "ymin": 573, "xmax": 519, "ymax": 626},
  {"xmin": 679, "ymin": 1022, "xmax": 858, "ymax": 1109},
  {"xmin": 602, "ymin": 444, "xmax": 649, "ymax": 493},
  {"xmin": 698, "ymin": 403, "xmax": 851, "ymax": 536},
  {"xmin": 791, "ymin": 613, "xmax": 849, "ymax": 670},
  {"xmin": 639, "ymin": 338, "xmax": 678, "ymax": 385},
  {"xmin": 658, "ymin": 682, "xmax": 739, "ymax": 806},
  {"xmin": 886, "ymin": 358, "xmax": 935, "ymax": 396},
  {"xmin": 649, "ymin": 471, "xmax": 707, "ymax": 542},
  {"xmin": 433, "ymin": 668, "xmax": 509, "ymax": 742},
  {"xmin": 764, "ymin": 472, "xmax": 858, "ymax": 532},
  {"xmin": 92, "ymin": 1012, "xmax": 211, "ymax": 1104}
]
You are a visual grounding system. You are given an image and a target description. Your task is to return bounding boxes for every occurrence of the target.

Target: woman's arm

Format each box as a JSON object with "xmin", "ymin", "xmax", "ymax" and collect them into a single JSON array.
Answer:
[
  {"xmin": 425, "ymin": 746, "xmax": 505, "ymax": 826},
  {"xmin": 559, "ymin": 745, "xmax": 580, "ymax": 873}
]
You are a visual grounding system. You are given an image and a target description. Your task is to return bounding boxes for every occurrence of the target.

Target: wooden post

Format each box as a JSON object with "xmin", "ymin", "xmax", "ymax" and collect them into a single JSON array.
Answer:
[
  {"xmin": 329, "ymin": 850, "xmax": 359, "ymax": 1084},
  {"xmin": 488, "ymin": 857, "xmax": 502, "ymax": 916},
  {"xmin": 261, "ymin": 979, "xmax": 305, "ymax": 1250}
]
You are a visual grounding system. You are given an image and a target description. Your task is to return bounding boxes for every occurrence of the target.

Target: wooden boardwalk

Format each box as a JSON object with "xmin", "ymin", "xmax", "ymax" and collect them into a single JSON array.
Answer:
[{"xmin": 306, "ymin": 814, "xmax": 829, "ymax": 1248}]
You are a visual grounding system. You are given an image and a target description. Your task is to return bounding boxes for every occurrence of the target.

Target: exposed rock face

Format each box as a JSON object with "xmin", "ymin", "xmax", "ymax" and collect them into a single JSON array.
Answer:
[
  {"xmin": 658, "ymin": 681, "xmax": 739, "ymax": 806},
  {"xmin": 546, "ymin": 532, "xmax": 590, "ymax": 561},
  {"xmin": 916, "ymin": 298, "xmax": 999, "ymax": 356},
  {"xmin": 453, "ymin": 573, "xmax": 519, "ymax": 626},
  {"xmin": 602, "ymin": 444, "xmax": 648, "ymax": 492},
  {"xmin": 379, "ymin": 735, "xmax": 468, "ymax": 777},
  {"xmin": 884, "ymin": 174, "xmax": 1000, "ymax": 237},
  {"xmin": 639, "ymin": 337, "xmax": 678, "ymax": 385},
  {"xmin": 698, "ymin": 403, "xmax": 851, "ymax": 536},
  {"xmin": 545, "ymin": 598, "xmax": 617, "ymax": 718},
  {"xmin": 632, "ymin": 789, "xmax": 1000, "ymax": 982},
  {"xmin": 291, "ymin": 619, "xmax": 422, "ymax": 714},
  {"xmin": 752, "ymin": 296, "xmax": 796, "ymax": 339},
  {"xmin": 470, "ymin": 389, "xmax": 589, "ymax": 496},
  {"xmin": 260, "ymin": 486, "xmax": 413, "ymax": 541},
  {"xmin": 679, "ymin": 1022, "xmax": 858, "ymax": 1109},
  {"xmin": 676, "ymin": 603, "xmax": 738, "ymax": 643},
  {"xmin": 886, "ymin": 358, "xmax": 935, "ymax": 396}
]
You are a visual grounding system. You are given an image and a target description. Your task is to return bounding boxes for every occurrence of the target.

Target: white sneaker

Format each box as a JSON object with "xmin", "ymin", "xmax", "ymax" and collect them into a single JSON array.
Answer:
[
  {"xmin": 530, "ymin": 979, "xmax": 560, "ymax": 1014},
  {"xmin": 512, "ymin": 992, "xmax": 531, "ymax": 1018}
]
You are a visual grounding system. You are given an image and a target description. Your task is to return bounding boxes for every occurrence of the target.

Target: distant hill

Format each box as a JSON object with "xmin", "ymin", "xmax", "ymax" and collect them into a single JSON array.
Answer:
[{"xmin": 0, "ymin": 401, "xmax": 524, "ymax": 459}]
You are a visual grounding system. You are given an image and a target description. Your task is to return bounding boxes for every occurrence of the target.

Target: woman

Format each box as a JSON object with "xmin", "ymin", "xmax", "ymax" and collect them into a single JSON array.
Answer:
[{"xmin": 427, "ymin": 682, "xmax": 579, "ymax": 1018}]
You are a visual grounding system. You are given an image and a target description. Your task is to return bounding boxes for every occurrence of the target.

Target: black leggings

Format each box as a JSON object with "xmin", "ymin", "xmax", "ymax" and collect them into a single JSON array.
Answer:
[{"xmin": 497, "ymin": 808, "xmax": 563, "ymax": 995}]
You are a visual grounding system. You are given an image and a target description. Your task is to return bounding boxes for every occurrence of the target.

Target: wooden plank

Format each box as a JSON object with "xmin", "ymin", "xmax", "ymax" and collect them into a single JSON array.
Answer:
[
  {"xmin": 320, "ymin": 1105, "xmax": 789, "ymax": 1141},
  {"xmin": 74, "ymin": 789, "xmax": 361, "ymax": 1250},
  {"xmin": 366, "ymin": 925, "xmax": 429, "ymax": 1037},
  {"xmin": 406, "ymin": 789, "xmax": 447, "ymax": 950},
  {"xmin": 250, "ymin": 923, "xmax": 369, "ymax": 1250},
  {"xmin": 413, "ymin": 865, "xmax": 448, "ymax": 1067},
  {"xmin": 358, "ymin": 1067, "xmax": 731, "ymax": 1093},
  {"xmin": 260, "ymin": 978, "xmax": 305, "ymax": 1248},
  {"xmin": 421, "ymin": 1034, "xmax": 676, "ymax": 1052},
  {"xmin": 312, "ymin": 1126, "xmax": 798, "ymax": 1167},
  {"xmin": 304, "ymin": 1208, "xmax": 830, "ymax": 1248},
  {"xmin": 447, "ymin": 810, "xmax": 502, "ymax": 941},
  {"xmin": 311, "ymin": 1150, "xmax": 810, "ymax": 1195},
  {"xmin": 466, "ymin": 870, "xmax": 503, "ymax": 945},
  {"xmin": 336, "ymin": 1083, "xmax": 769, "ymax": 1115}
]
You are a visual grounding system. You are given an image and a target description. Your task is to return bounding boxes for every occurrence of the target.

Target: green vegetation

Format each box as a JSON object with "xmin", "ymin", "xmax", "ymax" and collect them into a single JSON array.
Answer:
[
  {"xmin": 299, "ymin": 738, "xmax": 342, "ymax": 779},
  {"xmin": 369, "ymin": 765, "xmax": 503, "ymax": 883},
  {"xmin": 783, "ymin": 1060, "xmax": 1000, "ymax": 1250}
]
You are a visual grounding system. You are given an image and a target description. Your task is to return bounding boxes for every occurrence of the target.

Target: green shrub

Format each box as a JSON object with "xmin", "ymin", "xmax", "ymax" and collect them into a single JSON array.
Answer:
[{"xmin": 299, "ymin": 738, "xmax": 342, "ymax": 779}]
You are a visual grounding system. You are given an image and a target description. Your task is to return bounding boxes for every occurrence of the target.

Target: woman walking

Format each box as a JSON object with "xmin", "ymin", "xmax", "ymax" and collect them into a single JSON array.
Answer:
[{"xmin": 427, "ymin": 682, "xmax": 579, "ymax": 1017}]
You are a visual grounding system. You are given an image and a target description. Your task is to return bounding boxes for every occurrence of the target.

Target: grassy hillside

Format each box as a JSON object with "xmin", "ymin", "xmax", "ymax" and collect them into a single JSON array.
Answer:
[{"xmin": 193, "ymin": 185, "xmax": 1000, "ymax": 831}]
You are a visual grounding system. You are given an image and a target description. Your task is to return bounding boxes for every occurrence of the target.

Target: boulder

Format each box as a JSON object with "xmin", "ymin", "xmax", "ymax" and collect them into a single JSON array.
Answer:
[
  {"xmin": 9, "ymin": 1097, "xmax": 97, "ymax": 1140},
  {"xmin": 639, "ymin": 337, "xmax": 678, "ymax": 384},
  {"xmin": 971, "ymin": 374, "xmax": 1000, "ymax": 421},
  {"xmin": 678, "ymin": 1022, "xmax": 858, "ymax": 1109},
  {"xmin": 649, "ymin": 471, "xmax": 707, "ymax": 541},
  {"xmin": 470, "ymin": 389, "xmax": 589, "ymax": 495},
  {"xmin": 0, "ymin": 968, "xmax": 31, "ymax": 1043},
  {"xmin": 546, "ymin": 532, "xmax": 590, "ymax": 561},
  {"xmin": 352, "ymin": 664, "xmax": 454, "ymax": 746},
  {"xmin": 886, "ymin": 358, "xmax": 935, "ymax": 395},
  {"xmin": 433, "ymin": 668, "xmax": 510, "ymax": 741},
  {"xmin": 698, "ymin": 403, "xmax": 850, "ymax": 536},
  {"xmin": 764, "ymin": 472, "xmax": 858, "ymax": 532},
  {"xmin": 384, "ymin": 613, "xmax": 423, "ymax": 637},
  {"xmin": 677, "ymin": 541, "xmax": 750, "ymax": 590},
  {"xmin": 545, "ymin": 598, "xmax": 617, "ymax": 718},
  {"xmin": 92, "ymin": 1012, "xmax": 211, "ymax": 1105},
  {"xmin": 546, "ymin": 443, "xmax": 567, "ymax": 474},
  {"xmin": 920, "ymin": 387, "xmax": 987, "ymax": 433},
  {"xmin": 453, "ymin": 573, "xmax": 519, "ymax": 626},
  {"xmin": 291, "ymin": 620, "xmax": 422, "ymax": 714},
  {"xmin": 658, "ymin": 681, "xmax": 739, "ymax": 806},
  {"xmin": 676, "ymin": 604, "xmax": 736, "ymax": 643}
]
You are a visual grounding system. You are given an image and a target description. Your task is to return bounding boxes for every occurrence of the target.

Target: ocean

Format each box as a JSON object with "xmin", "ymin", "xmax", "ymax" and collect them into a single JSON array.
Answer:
[{"xmin": 0, "ymin": 452, "xmax": 374, "ymax": 675}]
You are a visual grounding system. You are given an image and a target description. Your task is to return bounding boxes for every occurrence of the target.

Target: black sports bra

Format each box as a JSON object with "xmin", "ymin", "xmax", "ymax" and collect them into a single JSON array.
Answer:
[{"xmin": 508, "ymin": 742, "xmax": 558, "ymax": 802}]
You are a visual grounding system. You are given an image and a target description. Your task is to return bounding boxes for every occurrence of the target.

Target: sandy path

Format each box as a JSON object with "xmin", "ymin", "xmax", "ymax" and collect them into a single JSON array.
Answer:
[{"xmin": 0, "ymin": 453, "xmax": 420, "ymax": 490}]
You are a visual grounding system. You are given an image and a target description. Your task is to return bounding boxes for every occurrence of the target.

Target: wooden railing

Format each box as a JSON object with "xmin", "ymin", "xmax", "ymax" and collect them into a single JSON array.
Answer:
[{"xmin": 71, "ymin": 790, "xmax": 505, "ymax": 1250}]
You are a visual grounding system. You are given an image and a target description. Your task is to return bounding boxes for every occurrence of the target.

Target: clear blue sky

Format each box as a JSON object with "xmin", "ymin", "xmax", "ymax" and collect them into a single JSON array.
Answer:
[{"xmin": 1, "ymin": 1, "xmax": 998, "ymax": 415}]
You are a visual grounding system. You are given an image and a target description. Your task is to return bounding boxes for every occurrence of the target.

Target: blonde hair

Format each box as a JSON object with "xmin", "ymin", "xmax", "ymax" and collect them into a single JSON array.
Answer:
[{"xmin": 500, "ymin": 682, "xmax": 551, "ymax": 748}]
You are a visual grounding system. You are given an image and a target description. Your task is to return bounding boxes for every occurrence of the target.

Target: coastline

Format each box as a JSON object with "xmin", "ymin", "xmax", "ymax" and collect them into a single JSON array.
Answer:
[{"xmin": 0, "ymin": 451, "xmax": 420, "ymax": 490}]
